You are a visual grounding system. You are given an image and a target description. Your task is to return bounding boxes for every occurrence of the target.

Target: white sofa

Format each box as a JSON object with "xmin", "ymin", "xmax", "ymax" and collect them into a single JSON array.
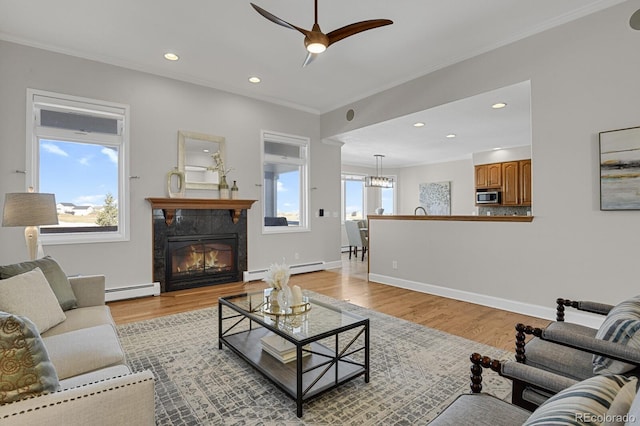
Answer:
[{"xmin": 0, "ymin": 275, "xmax": 155, "ymax": 425}]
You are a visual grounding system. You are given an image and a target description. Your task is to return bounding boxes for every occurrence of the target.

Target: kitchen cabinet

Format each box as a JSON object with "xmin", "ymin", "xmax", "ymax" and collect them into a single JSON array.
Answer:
[
  {"xmin": 475, "ymin": 159, "xmax": 532, "ymax": 206},
  {"xmin": 501, "ymin": 161, "xmax": 519, "ymax": 205},
  {"xmin": 475, "ymin": 163, "xmax": 502, "ymax": 188},
  {"xmin": 519, "ymin": 159, "xmax": 532, "ymax": 206}
]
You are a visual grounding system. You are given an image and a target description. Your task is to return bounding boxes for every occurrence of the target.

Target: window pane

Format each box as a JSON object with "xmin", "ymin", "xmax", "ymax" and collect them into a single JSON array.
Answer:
[
  {"xmin": 276, "ymin": 168, "xmax": 300, "ymax": 225},
  {"xmin": 345, "ymin": 180, "xmax": 364, "ymax": 220},
  {"xmin": 381, "ymin": 187, "xmax": 395, "ymax": 214},
  {"xmin": 38, "ymin": 139, "xmax": 119, "ymax": 233}
]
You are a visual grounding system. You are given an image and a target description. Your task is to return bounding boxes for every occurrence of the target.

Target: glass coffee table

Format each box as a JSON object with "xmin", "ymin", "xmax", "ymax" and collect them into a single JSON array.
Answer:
[{"xmin": 218, "ymin": 290, "xmax": 370, "ymax": 417}]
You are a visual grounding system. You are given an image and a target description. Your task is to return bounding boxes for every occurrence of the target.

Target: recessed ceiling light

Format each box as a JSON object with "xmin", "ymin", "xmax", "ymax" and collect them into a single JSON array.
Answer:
[
  {"xmin": 164, "ymin": 52, "xmax": 179, "ymax": 61},
  {"xmin": 248, "ymin": 76, "xmax": 261, "ymax": 84},
  {"xmin": 203, "ymin": 149, "xmax": 210, "ymax": 153},
  {"xmin": 446, "ymin": 134, "xmax": 456, "ymax": 139},
  {"xmin": 492, "ymin": 102, "xmax": 507, "ymax": 109},
  {"xmin": 413, "ymin": 122, "xmax": 425, "ymax": 128},
  {"xmin": 493, "ymin": 147, "xmax": 502, "ymax": 151}
]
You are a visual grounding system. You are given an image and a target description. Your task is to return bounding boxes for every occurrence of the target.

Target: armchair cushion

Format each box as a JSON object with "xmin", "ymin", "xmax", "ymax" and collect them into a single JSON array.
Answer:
[
  {"xmin": 523, "ymin": 375, "xmax": 636, "ymax": 425},
  {"xmin": 594, "ymin": 295, "xmax": 640, "ymax": 374},
  {"xmin": 526, "ymin": 322, "xmax": 597, "ymax": 381},
  {"xmin": 0, "ymin": 268, "xmax": 66, "ymax": 334},
  {"xmin": 0, "ymin": 256, "xmax": 77, "ymax": 310},
  {"xmin": 430, "ymin": 393, "xmax": 531, "ymax": 426},
  {"xmin": 0, "ymin": 312, "xmax": 59, "ymax": 404}
]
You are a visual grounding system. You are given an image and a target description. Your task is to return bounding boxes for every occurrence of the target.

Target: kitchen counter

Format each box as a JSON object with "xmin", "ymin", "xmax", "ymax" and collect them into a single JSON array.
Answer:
[{"xmin": 368, "ymin": 215, "xmax": 533, "ymax": 222}]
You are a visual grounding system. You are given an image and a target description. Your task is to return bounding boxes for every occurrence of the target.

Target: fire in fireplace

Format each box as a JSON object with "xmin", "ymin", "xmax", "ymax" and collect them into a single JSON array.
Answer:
[{"xmin": 166, "ymin": 234, "xmax": 238, "ymax": 291}]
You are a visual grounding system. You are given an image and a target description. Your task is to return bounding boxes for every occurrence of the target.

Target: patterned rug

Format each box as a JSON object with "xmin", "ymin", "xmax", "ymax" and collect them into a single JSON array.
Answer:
[{"xmin": 117, "ymin": 292, "xmax": 513, "ymax": 425}]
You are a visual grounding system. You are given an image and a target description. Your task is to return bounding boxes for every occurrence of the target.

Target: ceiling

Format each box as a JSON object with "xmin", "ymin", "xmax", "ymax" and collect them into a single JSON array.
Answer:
[
  {"xmin": 0, "ymin": 0, "xmax": 626, "ymax": 167},
  {"xmin": 336, "ymin": 80, "xmax": 532, "ymax": 168}
]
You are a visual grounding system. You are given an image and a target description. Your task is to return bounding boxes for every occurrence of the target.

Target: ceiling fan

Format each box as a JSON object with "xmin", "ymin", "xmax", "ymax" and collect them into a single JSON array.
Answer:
[{"xmin": 250, "ymin": 0, "xmax": 393, "ymax": 66}]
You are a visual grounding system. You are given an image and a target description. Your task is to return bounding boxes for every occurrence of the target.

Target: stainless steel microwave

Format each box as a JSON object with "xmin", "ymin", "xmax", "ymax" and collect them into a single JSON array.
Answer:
[{"xmin": 476, "ymin": 191, "xmax": 500, "ymax": 204}]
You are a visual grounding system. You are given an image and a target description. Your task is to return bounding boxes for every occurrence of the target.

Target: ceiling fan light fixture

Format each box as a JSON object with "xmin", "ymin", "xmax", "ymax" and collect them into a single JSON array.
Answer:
[{"xmin": 306, "ymin": 42, "xmax": 327, "ymax": 53}]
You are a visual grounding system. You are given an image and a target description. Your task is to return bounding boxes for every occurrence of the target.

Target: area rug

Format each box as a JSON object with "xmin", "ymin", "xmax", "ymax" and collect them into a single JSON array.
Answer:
[{"xmin": 117, "ymin": 292, "xmax": 513, "ymax": 425}]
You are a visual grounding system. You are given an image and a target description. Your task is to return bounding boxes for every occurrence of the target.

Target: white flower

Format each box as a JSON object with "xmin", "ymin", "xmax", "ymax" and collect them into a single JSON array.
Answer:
[
  {"xmin": 209, "ymin": 151, "xmax": 233, "ymax": 176},
  {"xmin": 263, "ymin": 261, "xmax": 290, "ymax": 290}
]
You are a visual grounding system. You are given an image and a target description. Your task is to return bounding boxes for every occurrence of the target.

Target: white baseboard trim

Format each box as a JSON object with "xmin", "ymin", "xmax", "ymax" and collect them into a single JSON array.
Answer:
[
  {"xmin": 244, "ymin": 260, "xmax": 341, "ymax": 282},
  {"xmin": 105, "ymin": 282, "xmax": 160, "ymax": 302},
  {"xmin": 368, "ymin": 273, "xmax": 605, "ymax": 329}
]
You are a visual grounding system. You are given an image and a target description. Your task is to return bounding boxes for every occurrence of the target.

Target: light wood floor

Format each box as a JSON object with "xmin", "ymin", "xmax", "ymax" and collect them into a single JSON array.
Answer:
[{"xmin": 108, "ymin": 254, "xmax": 550, "ymax": 352}]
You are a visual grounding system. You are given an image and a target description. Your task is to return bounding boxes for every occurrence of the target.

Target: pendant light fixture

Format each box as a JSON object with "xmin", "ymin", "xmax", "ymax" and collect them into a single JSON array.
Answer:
[{"xmin": 365, "ymin": 154, "xmax": 394, "ymax": 188}]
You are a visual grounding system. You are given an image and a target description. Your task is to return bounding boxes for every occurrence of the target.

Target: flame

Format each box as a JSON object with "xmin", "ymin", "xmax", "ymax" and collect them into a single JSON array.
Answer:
[{"xmin": 173, "ymin": 244, "xmax": 230, "ymax": 274}]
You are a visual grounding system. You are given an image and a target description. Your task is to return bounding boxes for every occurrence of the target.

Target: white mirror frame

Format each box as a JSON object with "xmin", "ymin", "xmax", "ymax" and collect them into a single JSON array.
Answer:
[{"xmin": 178, "ymin": 130, "xmax": 226, "ymax": 190}]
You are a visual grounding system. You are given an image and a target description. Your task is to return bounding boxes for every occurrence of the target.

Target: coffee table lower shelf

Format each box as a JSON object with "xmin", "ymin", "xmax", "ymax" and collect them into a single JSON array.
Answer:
[{"xmin": 221, "ymin": 327, "xmax": 366, "ymax": 417}]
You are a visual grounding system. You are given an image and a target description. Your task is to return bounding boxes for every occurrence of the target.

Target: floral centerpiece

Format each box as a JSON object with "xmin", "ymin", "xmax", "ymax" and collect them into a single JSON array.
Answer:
[{"xmin": 263, "ymin": 261, "xmax": 292, "ymax": 313}]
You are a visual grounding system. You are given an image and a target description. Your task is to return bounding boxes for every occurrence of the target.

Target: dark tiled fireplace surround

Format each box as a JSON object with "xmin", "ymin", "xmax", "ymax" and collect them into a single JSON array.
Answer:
[{"xmin": 146, "ymin": 198, "xmax": 256, "ymax": 293}]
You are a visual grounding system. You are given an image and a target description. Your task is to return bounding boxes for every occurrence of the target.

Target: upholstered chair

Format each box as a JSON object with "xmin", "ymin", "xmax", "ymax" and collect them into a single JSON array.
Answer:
[
  {"xmin": 512, "ymin": 296, "xmax": 640, "ymax": 410},
  {"xmin": 345, "ymin": 220, "xmax": 368, "ymax": 261},
  {"xmin": 431, "ymin": 353, "xmax": 640, "ymax": 425}
]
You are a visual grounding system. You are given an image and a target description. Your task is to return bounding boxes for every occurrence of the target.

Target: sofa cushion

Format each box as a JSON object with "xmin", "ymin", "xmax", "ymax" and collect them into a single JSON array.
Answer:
[
  {"xmin": 0, "ymin": 268, "xmax": 66, "ymax": 334},
  {"xmin": 0, "ymin": 312, "xmax": 59, "ymax": 404},
  {"xmin": 0, "ymin": 256, "xmax": 77, "ymax": 310},
  {"xmin": 594, "ymin": 295, "xmax": 640, "ymax": 374},
  {"xmin": 524, "ymin": 375, "xmax": 636, "ymax": 425},
  {"xmin": 58, "ymin": 364, "xmax": 131, "ymax": 390},
  {"xmin": 42, "ymin": 324, "xmax": 125, "ymax": 380},
  {"xmin": 41, "ymin": 306, "xmax": 114, "ymax": 337}
]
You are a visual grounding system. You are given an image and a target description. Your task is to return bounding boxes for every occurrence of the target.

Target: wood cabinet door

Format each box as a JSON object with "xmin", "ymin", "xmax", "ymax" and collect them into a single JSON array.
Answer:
[
  {"xmin": 487, "ymin": 163, "xmax": 502, "ymax": 187},
  {"xmin": 475, "ymin": 165, "xmax": 488, "ymax": 188},
  {"xmin": 501, "ymin": 161, "xmax": 519, "ymax": 205},
  {"xmin": 519, "ymin": 160, "xmax": 532, "ymax": 206}
]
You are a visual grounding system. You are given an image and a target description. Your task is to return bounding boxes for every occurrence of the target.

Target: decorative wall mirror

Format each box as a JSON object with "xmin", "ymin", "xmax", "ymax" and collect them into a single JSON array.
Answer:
[{"xmin": 178, "ymin": 131, "xmax": 226, "ymax": 190}]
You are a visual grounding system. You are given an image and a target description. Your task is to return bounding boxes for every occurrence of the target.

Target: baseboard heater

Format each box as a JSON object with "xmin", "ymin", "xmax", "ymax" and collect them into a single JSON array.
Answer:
[
  {"xmin": 243, "ymin": 261, "xmax": 325, "ymax": 282},
  {"xmin": 105, "ymin": 282, "xmax": 161, "ymax": 302}
]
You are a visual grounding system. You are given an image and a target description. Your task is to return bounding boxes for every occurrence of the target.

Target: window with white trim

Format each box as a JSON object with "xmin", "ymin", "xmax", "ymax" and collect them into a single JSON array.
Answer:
[
  {"xmin": 27, "ymin": 89, "xmax": 130, "ymax": 244},
  {"xmin": 262, "ymin": 131, "xmax": 309, "ymax": 233},
  {"xmin": 341, "ymin": 174, "xmax": 365, "ymax": 221}
]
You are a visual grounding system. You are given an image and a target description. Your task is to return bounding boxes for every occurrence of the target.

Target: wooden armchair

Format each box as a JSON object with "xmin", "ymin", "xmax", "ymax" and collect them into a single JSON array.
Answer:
[
  {"xmin": 513, "ymin": 296, "xmax": 640, "ymax": 410},
  {"xmin": 431, "ymin": 352, "xmax": 640, "ymax": 425}
]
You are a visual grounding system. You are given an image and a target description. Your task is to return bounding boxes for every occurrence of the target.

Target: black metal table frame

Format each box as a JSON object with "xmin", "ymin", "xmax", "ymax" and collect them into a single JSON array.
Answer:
[{"xmin": 218, "ymin": 293, "xmax": 370, "ymax": 417}]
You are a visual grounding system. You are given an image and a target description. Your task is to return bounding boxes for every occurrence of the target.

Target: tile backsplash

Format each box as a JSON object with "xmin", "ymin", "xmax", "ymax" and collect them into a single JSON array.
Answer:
[{"xmin": 478, "ymin": 206, "xmax": 531, "ymax": 216}]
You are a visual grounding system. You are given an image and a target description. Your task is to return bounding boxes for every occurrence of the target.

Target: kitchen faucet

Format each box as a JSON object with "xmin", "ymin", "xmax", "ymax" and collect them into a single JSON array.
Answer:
[{"xmin": 414, "ymin": 206, "xmax": 427, "ymax": 215}]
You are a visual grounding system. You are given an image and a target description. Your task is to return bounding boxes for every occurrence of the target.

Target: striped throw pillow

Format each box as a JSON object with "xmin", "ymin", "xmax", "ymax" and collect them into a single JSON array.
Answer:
[
  {"xmin": 524, "ymin": 375, "xmax": 636, "ymax": 426},
  {"xmin": 594, "ymin": 295, "xmax": 640, "ymax": 374}
]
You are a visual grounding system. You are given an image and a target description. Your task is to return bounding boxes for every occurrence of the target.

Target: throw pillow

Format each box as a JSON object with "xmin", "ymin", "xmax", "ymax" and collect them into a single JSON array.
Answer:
[
  {"xmin": 0, "ymin": 268, "xmax": 67, "ymax": 334},
  {"xmin": 0, "ymin": 256, "xmax": 77, "ymax": 310},
  {"xmin": 604, "ymin": 378, "xmax": 638, "ymax": 426},
  {"xmin": 593, "ymin": 295, "xmax": 640, "ymax": 374},
  {"xmin": 524, "ymin": 375, "xmax": 636, "ymax": 426},
  {"xmin": 0, "ymin": 312, "xmax": 60, "ymax": 404}
]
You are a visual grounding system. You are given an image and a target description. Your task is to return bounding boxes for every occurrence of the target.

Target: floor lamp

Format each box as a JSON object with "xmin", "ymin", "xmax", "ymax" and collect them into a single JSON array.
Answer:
[{"xmin": 2, "ymin": 191, "xmax": 59, "ymax": 260}]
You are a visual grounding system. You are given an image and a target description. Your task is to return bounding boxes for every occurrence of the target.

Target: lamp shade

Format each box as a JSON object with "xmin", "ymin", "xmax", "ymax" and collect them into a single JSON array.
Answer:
[{"xmin": 2, "ymin": 193, "xmax": 59, "ymax": 227}]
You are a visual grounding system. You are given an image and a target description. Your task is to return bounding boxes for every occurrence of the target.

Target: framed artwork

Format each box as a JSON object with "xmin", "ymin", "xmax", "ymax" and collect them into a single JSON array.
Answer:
[
  {"xmin": 600, "ymin": 126, "xmax": 640, "ymax": 210},
  {"xmin": 419, "ymin": 181, "xmax": 451, "ymax": 215}
]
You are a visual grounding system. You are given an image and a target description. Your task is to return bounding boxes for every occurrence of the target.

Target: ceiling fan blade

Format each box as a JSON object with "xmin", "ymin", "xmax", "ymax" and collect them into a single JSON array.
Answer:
[
  {"xmin": 250, "ymin": 3, "xmax": 310, "ymax": 37},
  {"xmin": 302, "ymin": 52, "xmax": 317, "ymax": 67},
  {"xmin": 327, "ymin": 19, "xmax": 393, "ymax": 46}
]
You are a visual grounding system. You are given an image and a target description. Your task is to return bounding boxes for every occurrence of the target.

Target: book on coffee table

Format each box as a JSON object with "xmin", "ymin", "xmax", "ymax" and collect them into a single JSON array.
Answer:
[{"xmin": 261, "ymin": 334, "xmax": 311, "ymax": 363}]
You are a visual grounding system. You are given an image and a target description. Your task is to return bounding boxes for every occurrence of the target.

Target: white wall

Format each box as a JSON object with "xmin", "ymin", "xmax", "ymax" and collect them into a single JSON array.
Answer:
[
  {"xmin": 0, "ymin": 41, "xmax": 342, "ymax": 289},
  {"xmin": 322, "ymin": 0, "xmax": 640, "ymax": 310},
  {"xmin": 397, "ymin": 159, "xmax": 475, "ymax": 216},
  {"xmin": 473, "ymin": 145, "xmax": 531, "ymax": 165}
]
